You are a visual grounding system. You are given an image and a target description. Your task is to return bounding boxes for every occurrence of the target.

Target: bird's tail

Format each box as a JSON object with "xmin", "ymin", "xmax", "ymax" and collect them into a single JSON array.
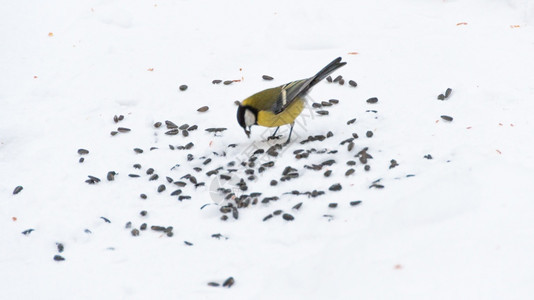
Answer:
[{"xmin": 309, "ymin": 57, "xmax": 346, "ymax": 87}]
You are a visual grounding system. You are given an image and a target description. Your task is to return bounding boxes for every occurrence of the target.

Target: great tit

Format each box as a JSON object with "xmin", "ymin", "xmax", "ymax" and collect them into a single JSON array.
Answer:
[{"xmin": 237, "ymin": 57, "xmax": 346, "ymax": 144}]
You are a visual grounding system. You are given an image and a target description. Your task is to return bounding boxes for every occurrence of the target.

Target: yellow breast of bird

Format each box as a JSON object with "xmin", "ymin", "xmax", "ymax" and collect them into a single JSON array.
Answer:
[{"xmin": 257, "ymin": 97, "xmax": 305, "ymax": 127}]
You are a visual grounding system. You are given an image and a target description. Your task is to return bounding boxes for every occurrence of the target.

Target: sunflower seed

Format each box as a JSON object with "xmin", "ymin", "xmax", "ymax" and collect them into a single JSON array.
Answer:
[
  {"xmin": 140, "ymin": 223, "xmax": 147, "ymax": 230},
  {"xmin": 364, "ymin": 165, "xmax": 371, "ymax": 171},
  {"xmin": 326, "ymin": 131, "xmax": 333, "ymax": 138},
  {"xmin": 366, "ymin": 97, "xmax": 378, "ymax": 104},
  {"xmin": 366, "ymin": 131, "xmax": 373, "ymax": 138},
  {"xmin": 107, "ymin": 171, "xmax": 116, "ymax": 181},
  {"xmin": 140, "ymin": 210, "xmax": 147, "ymax": 216},
  {"xmin": 329, "ymin": 203, "xmax": 338, "ymax": 208},
  {"xmin": 197, "ymin": 106, "xmax": 209, "ymax": 113},
  {"xmin": 57, "ymin": 243, "xmax": 64, "ymax": 253},
  {"xmin": 223, "ymin": 80, "xmax": 233, "ymax": 85},
  {"xmin": 100, "ymin": 216, "xmax": 111, "ymax": 223},
  {"xmin": 203, "ymin": 158, "xmax": 212, "ymax": 165},
  {"xmin": 188, "ymin": 125, "xmax": 198, "ymax": 131},
  {"xmin": 312, "ymin": 103, "xmax": 322, "ymax": 108},
  {"xmin": 445, "ymin": 88, "xmax": 452, "ymax": 98},
  {"xmin": 208, "ymin": 282, "xmax": 220, "ymax": 287},
  {"xmin": 205, "ymin": 128, "xmax": 227, "ymax": 133},
  {"xmin": 171, "ymin": 189, "xmax": 182, "ymax": 196},
  {"xmin": 348, "ymin": 142, "xmax": 354, "ymax": 152},
  {"xmin": 350, "ymin": 200, "xmax": 362, "ymax": 206},
  {"xmin": 117, "ymin": 127, "xmax": 131, "ymax": 133},
  {"xmin": 212, "ymin": 79, "xmax": 222, "ymax": 84},
  {"xmin": 389, "ymin": 159, "xmax": 399, "ymax": 169},
  {"xmin": 273, "ymin": 210, "xmax": 282, "ymax": 216},
  {"xmin": 338, "ymin": 78, "xmax": 345, "ymax": 85},
  {"xmin": 77, "ymin": 149, "xmax": 89, "ymax": 155},
  {"xmin": 333, "ymin": 75, "xmax": 342, "ymax": 83},
  {"xmin": 437, "ymin": 94, "xmax": 445, "ymax": 100},
  {"xmin": 165, "ymin": 120, "xmax": 178, "ymax": 129},
  {"xmin": 292, "ymin": 202, "xmax": 303, "ymax": 210},
  {"xmin": 21, "ymin": 229, "xmax": 34, "ymax": 235},
  {"xmin": 146, "ymin": 168, "xmax": 154, "ymax": 175},
  {"xmin": 113, "ymin": 115, "xmax": 119, "ymax": 123},
  {"xmin": 222, "ymin": 277, "xmax": 235, "ymax": 288},
  {"xmin": 131, "ymin": 229, "xmax": 140, "ymax": 236},
  {"xmin": 232, "ymin": 207, "xmax": 239, "ymax": 219},
  {"xmin": 179, "ymin": 85, "xmax": 188, "ymax": 91},
  {"xmin": 221, "ymin": 215, "xmax": 228, "ymax": 221},
  {"xmin": 441, "ymin": 115, "xmax": 453, "ymax": 122},
  {"xmin": 321, "ymin": 159, "xmax": 336, "ymax": 166},
  {"xmin": 329, "ymin": 183, "xmax": 342, "ymax": 191},
  {"xmin": 157, "ymin": 185, "xmax": 166, "ymax": 193},
  {"xmin": 316, "ymin": 110, "xmax": 329, "ymax": 115},
  {"xmin": 282, "ymin": 213, "xmax": 294, "ymax": 221},
  {"xmin": 110, "ymin": 131, "xmax": 118, "ymax": 136},
  {"xmin": 324, "ymin": 170, "xmax": 332, "ymax": 177},
  {"xmin": 349, "ymin": 80, "xmax": 357, "ymax": 87},
  {"xmin": 154, "ymin": 122, "xmax": 162, "ymax": 128},
  {"xmin": 321, "ymin": 101, "xmax": 332, "ymax": 107},
  {"xmin": 370, "ymin": 183, "xmax": 384, "ymax": 189},
  {"xmin": 345, "ymin": 168, "xmax": 355, "ymax": 176},
  {"xmin": 13, "ymin": 186, "xmax": 23, "ymax": 195},
  {"xmin": 347, "ymin": 118, "xmax": 356, "ymax": 125},
  {"xmin": 148, "ymin": 174, "xmax": 159, "ymax": 181},
  {"xmin": 53, "ymin": 255, "xmax": 65, "ymax": 261},
  {"xmin": 326, "ymin": 75, "xmax": 332, "ymax": 83},
  {"xmin": 262, "ymin": 75, "xmax": 274, "ymax": 80},
  {"xmin": 270, "ymin": 180, "xmax": 278, "ymax": 186},
  {"xmin": 133, "ymin": 164, "xmax": 141, "ymax": 169},
  {"xmin": 165, "ymin": 129, "xmax": 179, "ymax": 135},
  {"xmin": 424, "ymin": 154, "xmax": 433, "ymax": 159},
  {"xmin": 134, "ymin": 148, "xmax": 143, "ymax": 154},
  {"xmin": 140, "ymin": 194, "xmax": 147, "ymax": 199}
]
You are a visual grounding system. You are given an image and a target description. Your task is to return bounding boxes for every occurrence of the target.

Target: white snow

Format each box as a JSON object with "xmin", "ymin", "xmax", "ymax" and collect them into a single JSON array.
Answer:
[{"xmin": 1, "ymin": 0, "xmax": 534, "ymax": 299}]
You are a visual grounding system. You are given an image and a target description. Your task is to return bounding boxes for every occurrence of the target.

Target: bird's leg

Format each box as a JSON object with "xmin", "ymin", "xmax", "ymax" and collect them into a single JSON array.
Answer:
[
  {"xmin": 267, "ymin": 127, "xmax": 281, "ymax": 140},
  {"xmin": 284, "ymin": 123, "xmax": 294, "ymax": 145}
]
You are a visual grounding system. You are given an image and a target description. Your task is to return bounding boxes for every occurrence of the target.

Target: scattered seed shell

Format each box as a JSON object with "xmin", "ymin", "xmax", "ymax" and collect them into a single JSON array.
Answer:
[{"xmin": 197, "ymin": 106, "xmax": 209, "ymax": 112}]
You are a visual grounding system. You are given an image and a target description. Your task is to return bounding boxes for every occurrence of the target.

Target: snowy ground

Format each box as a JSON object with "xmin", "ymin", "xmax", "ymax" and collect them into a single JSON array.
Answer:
[{"xmin": 2, "ymin": 0, "xmax": 534, "ymax": 299}]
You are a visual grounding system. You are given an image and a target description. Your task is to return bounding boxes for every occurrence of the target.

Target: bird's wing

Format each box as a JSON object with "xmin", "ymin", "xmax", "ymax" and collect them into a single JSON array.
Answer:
[{"xmin": 271, "ymin": 78, "xmax": 313, "ymax": 114}]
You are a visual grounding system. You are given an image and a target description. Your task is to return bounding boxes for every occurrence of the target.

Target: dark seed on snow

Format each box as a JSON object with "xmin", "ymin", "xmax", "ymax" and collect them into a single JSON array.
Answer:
[
  {"xmin": 347, "ymin": 118, "xmax": 356, "ymax": 125},
  {"xmin": 389, "ymin": 159, "xmax": 399, "ymax": 169},
  {"xmin": 178, "ymin": 195, "xmax": 191, "ymax": 201},
  {"xmin": 366, "ymin": 131, "xmax": 373, "ymax": 138},
  {"xmin": 110, "ymin": 131, "xmax": 118, "ymax": 136},
  {"xmin": 223, "ymin": 277, "xmax": 235, "ymax": 288},
  {"xmin": 113, "ymin": 115, "xmax": 119, "ymax": 123},
  {"xmin": 348, "ymin": 142, "xmax": 354, "ymax": 152},
  {"xmin": 79, "ymin": 157, "xmax": 84, "ymax": 163},
  {"xmin": 117, "ymin": 127, "xmax": 131, "ymax": 133},
  {"xmin": 324, "ymin": 170, "xmax": 332, "ymax": 177},
  {"xmin": 13, "ymin": 186, "xmax": 23, "ymax": 195},
  {"xmin": 184, "ymin": 241, "xmax": 193, "ymax": 246},
  {"xmin": 208, "ymin": 282, "xmax": 220, "ymax": 287},
  {"xmin": 322, "ymin": 159, "xmax": 336, "ymax": 166},
  {"xmin": 53, "ymin": 255, "xmax": 65, "ymax": 262},
  {"xmin": 133, "ymin": 164, "xmax": 141, "ymax": 169},
  {"xmin": 188, "ymin": 125, "xmax": 198, "ymax": 132},
  {"xmin": 203, "ymin": 158, "xmax": 212, "ymax": 165},
  {"xmin": 57, "ymin": 243, "xmax": 64, "ymax": 253},
  {"xmin": 223, "ymin": 80, "xmax": 233, "ymax": 85},
  {"xmin": 263, "ymin": 214, "xmax": 273, "ymax": 221},
  {"xmin": 77, "ymin": 149, "xmax": 89, "ymax": 155},
  {"xmin": 445, "ymin": 88, "xmax": 452, "ymax": 98},
  {"xmin": 364, "ymin": 165, "xmax": 371, "ymax": 171},
  {"xmin": 370, "ymin": 183, "xmax": 384, "ymax": 189},
  {"xmin": 293, "ymin": 202, "xmax": 303, "ymax": 210},
  {"xmin": 273, "ymin": 210, "xmax": 282, "ymax": 216},
  {"xmin": 232, "ymin": 207, "xmax": 239, "ymax": 219},
  {"xmin": 134, "ymin": 148, "xmax": 143, "ymax": 154},
  {"xmin": 125, "ymin": 222, "xmax": 132, "ymax": 229},
  {"xmin": 321, "ymin": 101, "xmax": 332, "ymax": 107},
  {"xmin": 174, "ymin": 181, "xmax": 186, "ymax": 187},
  {"xmin": 327, "ymin": 131, "xmax": 333, "ymax": 138},
  {"xmin": 165, "ymin": 129, "xmax": 179, "ymax": 135},
  {"xmin": 437, "ymin": 94, "xmax": 445, "ymax": 100},
  {"xmin": 212, "ymin": 79, "xmax": 222, "ymax": 84},
  {"xmin": 329, "ymin": 183, "xmax": 342, "ymax": 191},
  {"xmin": 140, "ymin": 193, "xmax": 147, "ymax": 199},
  {"xmin": 326, "ymin": 75, "xmax": 332, "ymax": 82},
  {"xmin": 262, "ymin": 75, "xmax": 274, "ymax": 80},
  {"xmin": 282, "ymin": 213, "xmax": 294, "ymax": 221},
  {"xmin": 221, "ymin": 215, "xmax": 228, "ymax": 221},
  {"xmin": 197, "ymin": 106, "xmax": 209, "ymax": 112},
  {"xmin": 182, "ymin": 130, "xmax": 189, "ymax": 137},
  {"xmin": 151, "ymin": 226, "xmax": 166, "ymax": 231},
  {"xmin": 338, "ymin": 78, "xmax": 345, "ymax": 85},
  {"xmin": 347, "ymin": 160, "xmax": 356, "ymax": 166},
  {"xmin": 131, "ymin": 229, "xmax": 140, "ymax": 236},
  {"xmin": 140, "ymin": 210, "xmax": 148, "ymax": 216},
  {"xmin": 171, "ymin": 189, "xmax": 182, "ymax": 196},
  {"xmin": 329, "ymin": 203, "xmax": 338, "ymax": 208},
  {"xmin": 333, "ymin": 75, "xmax": 342, "ymax": 83},
  {"xmin": 316, "ymin": 110, "xmax": 329, "ymax": 115},
  {"xmin": 22, "ymin": 229, "xmax": 34, "ymax": 235},
  {"xmin": 441, "ymin": 115, "xmax": 453, "ymax": 122},
  {"xmin": 312, "ymin": 102, "xmax": 322, "ymax": 108},
  {"xmin": 128, "ymin": 174, "xmax": 140, "ymax": 178},
  {"xmin": 157, "ymin": 185, "xmax": 166, "ymax": 193},
  {"xmin": 270, "ymin": 180, "xmax": 278, "ymax": 186},
  {"xmin": 140, "ymin": 223, "xmax": 147, "ymax": 230},
  {"xmin": 100, "ymin": 216, "xmax": 111, "ymax": 223},
  {"xmin": 165, "ymin": 120, "xmax": 178, "ymax": 129},
  {"xmin": 154, "ymin": 122, "xmax": 162, "ymax": 128},
  {"xmin": 424, "ymin": 154, "xmax": 433, "ymax": 159},
  {"xmin": 345, "ymin": 168, "xmax": 355, "ymax": 176},
  {"xmin": 146, "ymin": 168, "xmax": 154, "ymax": 175},
  {"xmin": 349, "ymin": 80, "xmax": 357, "ymax": 87},
  {"xmin": 166, "ymin": 176, "xmax": 173, "ymax": 183},
  {"xmin": 179, "ymin": 85, "xmax": 188, "ymax": 91},
  {"xmin": 350, "ymin": 200, "xmax": 362, "ymax": 206}
]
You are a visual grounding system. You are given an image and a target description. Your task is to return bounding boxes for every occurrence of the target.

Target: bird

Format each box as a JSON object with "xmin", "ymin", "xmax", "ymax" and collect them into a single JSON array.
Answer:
[{"xmin": 236, "ymin": 57, "xmax": 346, "ymax": 144}]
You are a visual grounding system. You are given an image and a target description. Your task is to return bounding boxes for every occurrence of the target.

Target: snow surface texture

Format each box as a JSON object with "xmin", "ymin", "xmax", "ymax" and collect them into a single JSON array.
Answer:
[{"xmin": 1, "ymin": 0, "xmax": 534, "ymax": 299}]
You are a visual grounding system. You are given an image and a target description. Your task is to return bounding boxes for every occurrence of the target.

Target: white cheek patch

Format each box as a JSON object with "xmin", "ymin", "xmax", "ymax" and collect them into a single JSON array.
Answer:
[{"xmin": 244, "ymin": 109, "xmax": 256, "ymax": 126}]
